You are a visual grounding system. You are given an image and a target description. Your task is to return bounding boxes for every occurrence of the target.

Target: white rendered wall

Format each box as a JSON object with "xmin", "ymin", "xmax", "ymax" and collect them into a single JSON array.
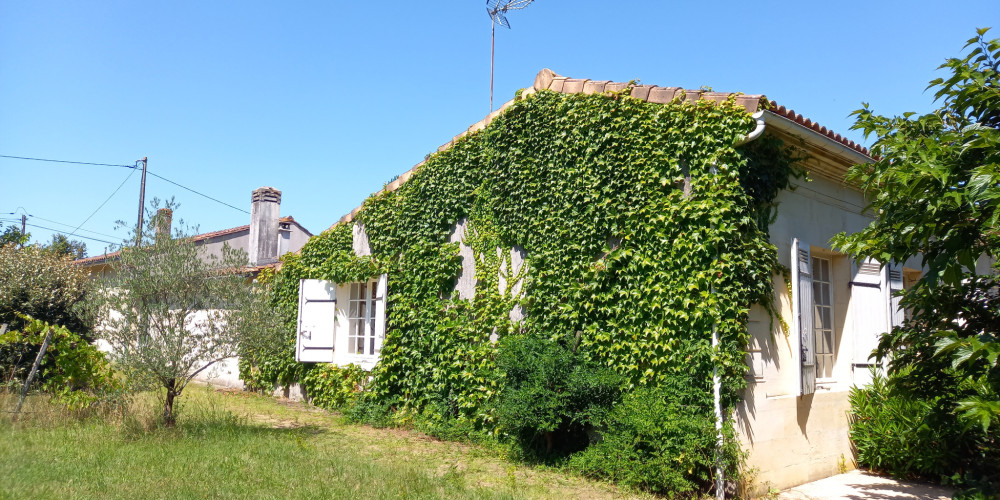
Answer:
[{"xmin": 737, "ymin": 173, "xmax": 920, "ymax": 491}]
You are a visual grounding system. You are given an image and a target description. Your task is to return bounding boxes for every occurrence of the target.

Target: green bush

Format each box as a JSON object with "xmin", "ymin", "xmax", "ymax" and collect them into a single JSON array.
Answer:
[
  {"xmin": 343, "ymin": 393, "xmax": 396, "ymax": 428},
  {"xmin": 493, "ymin": 335, "xmax": 622, "ymax": 458},
  {"xmin": 849, "ymin": 369, "xmax": 999, "ymax": 495},
  {"xmin": 1, "ymin": 315, "xmax": 120, "ymax": 411},
  {"xmin": 568, "ymin": 386, "xmax": 737, "ymax": 496},
  {"xmin": 0, "ymin": 244, "xmax": 93, "ymax": 338},
  {"xmin": 300, "ymin": 363, "xmax": 368, "ymax": 410}
]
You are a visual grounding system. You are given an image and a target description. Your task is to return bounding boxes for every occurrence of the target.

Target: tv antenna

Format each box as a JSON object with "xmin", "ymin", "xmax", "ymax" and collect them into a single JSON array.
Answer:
[{"xmin": 487, "ymin": 0, "xmax": 534, "ymax": 112}]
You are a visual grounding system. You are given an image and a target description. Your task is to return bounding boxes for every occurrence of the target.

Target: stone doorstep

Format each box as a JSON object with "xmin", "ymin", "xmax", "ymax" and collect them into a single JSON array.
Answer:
[{"xmin": 777, "ymin": 470, "xmax": 953, "ymax": 500}]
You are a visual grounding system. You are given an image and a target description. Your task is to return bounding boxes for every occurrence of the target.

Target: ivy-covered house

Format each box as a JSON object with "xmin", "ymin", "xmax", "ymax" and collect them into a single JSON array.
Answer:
[{"xmin": 250, "ymin": 69, "xmax": 919, "ymax": 492}]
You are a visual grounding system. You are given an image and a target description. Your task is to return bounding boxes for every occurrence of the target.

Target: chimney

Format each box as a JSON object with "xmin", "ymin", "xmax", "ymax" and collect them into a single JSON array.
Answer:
[
  {"xmin": 249, "ymin": 187, "xmax": 281, "ymax": 266},
  {"xmin": 155, "ymin": 208, "xmax": 172, "ymax": 243}
]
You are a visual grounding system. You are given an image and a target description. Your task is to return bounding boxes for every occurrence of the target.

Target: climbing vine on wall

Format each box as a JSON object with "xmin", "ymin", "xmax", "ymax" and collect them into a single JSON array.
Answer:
[{"xmin": 242, "ymin": 87, "xmax": 800, "ymax": 434}]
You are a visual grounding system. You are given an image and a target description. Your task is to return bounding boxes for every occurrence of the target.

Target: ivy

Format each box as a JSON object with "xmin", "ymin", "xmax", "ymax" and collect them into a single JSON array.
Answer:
[{"xmin": 243, "ymin": 87, "xmax": 799, "ymax": 460}]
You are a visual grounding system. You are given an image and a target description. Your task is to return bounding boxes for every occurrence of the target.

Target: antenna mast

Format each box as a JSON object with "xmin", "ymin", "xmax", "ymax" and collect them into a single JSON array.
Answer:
[{"xmin": 487, "ymin": 0, "xmax": 534, "ymax": 112}]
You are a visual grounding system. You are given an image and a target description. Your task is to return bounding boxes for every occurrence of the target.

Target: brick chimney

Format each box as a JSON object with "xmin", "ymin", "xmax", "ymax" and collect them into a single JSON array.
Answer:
[
  {"xmin": 155, "ymin": 208, "xmax": 172, "ymax": 242},
  {"xmin": 249, "ymin": 187, "xmax": 281, "ymax": 266}
]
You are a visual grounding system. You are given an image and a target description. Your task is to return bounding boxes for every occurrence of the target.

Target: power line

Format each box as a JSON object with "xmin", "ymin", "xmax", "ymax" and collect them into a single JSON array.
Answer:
[
  {"xmin": 24, "ymin": 223, "xmax": 118, "ymax": 245},
  {"xmin": 4, "ymin": 210, "xmax": 123, "ymax": 240},
  {"xmin": 2, "ymin": 153, "xmax": 249, "ymax": 215},
  {"xmin": 146, "ymin": 170, "xmax": 250, "ymax": 214},
  {"xmin": 69, "ymin": 167, "xmax": 137, "ymax": 238},
  {"xmin": 27, "ymin": 215, "xmax": 122, "ymax": 240},
  {"xmin": 0, "ymin": 154, "xmax": 135, "ymax": 169}
]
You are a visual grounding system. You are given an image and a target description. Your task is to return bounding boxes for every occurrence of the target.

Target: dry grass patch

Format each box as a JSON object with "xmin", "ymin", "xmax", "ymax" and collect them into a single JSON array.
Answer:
[{"xmin": 0, "ymin": 385, "xmax": 650, "ymax": 500}]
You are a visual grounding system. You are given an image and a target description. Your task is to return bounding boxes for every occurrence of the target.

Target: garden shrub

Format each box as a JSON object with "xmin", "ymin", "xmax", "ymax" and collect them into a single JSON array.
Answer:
[
  {"xmin": 300, "ymin": 363, "xmax": 368, "ymax": 410},
  {"xmin": 849, "ymin": 369, "xmax": 999, "ymax": 496},
  {"xmin": 1, "ymin": 315, "xmax": 120, "ymax": 411},
  {"xmin": 494, "ymin": 334, "xmax": 621, "ymax": 458},
  {"xmin": 568, "ymin": 386, "xmax": 740, "ymax": 496},
  {"xmin": 0, "ymin": 244, "xmax": 93, "ymax": 338}
]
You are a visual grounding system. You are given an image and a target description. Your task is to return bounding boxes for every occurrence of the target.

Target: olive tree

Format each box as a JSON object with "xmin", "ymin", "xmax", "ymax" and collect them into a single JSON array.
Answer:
[{"xmin": 92, "ymin": 207, "xmax": 280, "ymax": 426}]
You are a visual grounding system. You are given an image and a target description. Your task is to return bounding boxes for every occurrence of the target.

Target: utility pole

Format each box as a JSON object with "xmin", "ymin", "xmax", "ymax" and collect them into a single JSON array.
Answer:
[
  {"xmin": 135, "ymin": 157, "xmax": 147, "ymax": 246},
  {"xmin": 20, "ymin": 214, "xmax": 26, "ymax": 247}
]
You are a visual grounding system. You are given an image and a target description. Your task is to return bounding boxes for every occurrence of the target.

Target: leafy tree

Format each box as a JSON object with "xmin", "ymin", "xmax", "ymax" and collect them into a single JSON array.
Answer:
[
  {"xmin": 41, "ymin": 233, "xmax": 87, "ymax": 260},
  {"xmin": 91, "ymin": 204, "xmax": 281, "ymax": 426},
  {"xmin": 0, "ymin": 244, "xmax": 93, "ymax": 337},
  {"xmin": 833, "ymin": 28, "xmax": 1000, "ymax": 430},
  {"xmin": 0, "ymin": 224, "xmax": 29, "ymax": 247}
]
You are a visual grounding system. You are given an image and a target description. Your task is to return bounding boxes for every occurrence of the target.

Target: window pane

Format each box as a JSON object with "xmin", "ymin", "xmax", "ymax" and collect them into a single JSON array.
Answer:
[
  {"xmin": 351, "ymin": 283, "xmax": 359, "ymax": 298},
  {"xmin": 359, "ymin": 283, "xmax": 367, "ymax": 301},
  {"xmin": 371, "ymin": 282, "xmax": 377, "ymax": 300}
]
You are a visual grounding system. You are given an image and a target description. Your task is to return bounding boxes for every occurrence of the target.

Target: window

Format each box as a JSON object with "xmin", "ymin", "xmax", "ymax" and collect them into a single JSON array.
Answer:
[
  {"xmin": 295, "ymin": 275, "xmax": 387, "ymax": 366},
  {"xmin": 812, "ymin": 257, "xmax": 835, "ymax": 380},
  {"xmin": 347, "ymin": 281, "xmax": 378, "ymax": 355}
]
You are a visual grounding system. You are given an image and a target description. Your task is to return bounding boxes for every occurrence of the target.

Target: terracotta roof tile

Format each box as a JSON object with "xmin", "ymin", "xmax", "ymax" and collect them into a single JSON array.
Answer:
[
  {"xmin": 604, "ymin": 81, "xmax": 629, "ymax": 93},
  {"xmin": 562, "ymin": 78, "xmax": 588, "ymax": 94},
  {"xmin": 629, "ymin": 85, "xmax": 654, "ymax": 101},
  {"xmin": 583, "ymin": 80, "xmax": 611, "ymax": 94},
  {"xmin": 329, "ymin": 68, "xmax": 872, "ymax": 229},
  {"xmin": 760, "ymin": 98, "xmax": 870, "ymax": 156},
  {"xmin": 647, "ymin": 86, "xmax": 680, "ymax": 103}
]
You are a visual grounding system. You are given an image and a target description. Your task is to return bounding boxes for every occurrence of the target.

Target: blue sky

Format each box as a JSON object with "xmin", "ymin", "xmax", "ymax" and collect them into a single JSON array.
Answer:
[{"xmin": 1, "ymin": 1, "xmax": 996, "ymax": 256}]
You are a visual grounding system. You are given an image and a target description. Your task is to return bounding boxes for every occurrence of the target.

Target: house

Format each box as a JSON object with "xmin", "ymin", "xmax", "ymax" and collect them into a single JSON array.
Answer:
[
  {"xmin": 289, "ymin": 69, "xmax": 920, "ymax": 491},
  {"xmin": 76, "ymin": 186, "xmax": 313, "ymax": 388},
  {"xmin": 75, "ymin": 187, "xmax": 312, "ymax": 278}
]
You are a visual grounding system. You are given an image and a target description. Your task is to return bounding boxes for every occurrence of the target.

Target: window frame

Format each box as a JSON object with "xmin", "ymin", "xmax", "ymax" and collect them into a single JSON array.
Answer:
[
  {"xmin": 812, "ymin": 256, "xmax": 836, "ymax": 382},
  {"xmin": 346, "ymin": 280, "xmax": 379, "ymax": 356}
]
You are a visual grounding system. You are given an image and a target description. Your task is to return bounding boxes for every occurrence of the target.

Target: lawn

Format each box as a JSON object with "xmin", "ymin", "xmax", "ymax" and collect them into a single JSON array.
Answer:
[{"xmin": 0, "ymin": 386, "xmax": 647, "ymax": 500}]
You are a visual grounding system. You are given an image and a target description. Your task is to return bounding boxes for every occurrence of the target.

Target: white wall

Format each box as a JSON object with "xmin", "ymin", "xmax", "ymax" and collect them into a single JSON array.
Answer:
[{"xmin": 738, "ymin": 173, "xmax": 920, "ymax": 490}]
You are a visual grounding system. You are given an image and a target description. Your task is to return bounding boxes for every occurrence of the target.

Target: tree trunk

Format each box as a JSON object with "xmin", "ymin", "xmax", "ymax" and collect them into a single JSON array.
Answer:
[{"xmin": 163, "ymin": 379, "xmax": 177, "ymax": 427}]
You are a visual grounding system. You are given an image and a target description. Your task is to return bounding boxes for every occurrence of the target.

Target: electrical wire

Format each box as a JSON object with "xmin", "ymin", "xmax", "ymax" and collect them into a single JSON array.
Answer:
[
  {"xmin": 2, "ymin": 212, "xmax": 121, "ymax": 240},
  {"xmin": 146, "ymin": 170, "xmax": 250, "ymax": 214},
  {"xmin": 0, "ymin": 154, "xmax": 135, "ymax": 169},
  {"xmin": 1, "ymin": 153, "xmax": 250, "ymax": 215},
  {"xmin": 69, "ymin": 167, "xmax": 137, "ymax": 238},
  {"xmin": 24, "ymin": 223, "xmax": 117, "ymax": 245},
  {"xmin": 28, "ymin": 215, "xmax": 122, "ymax": 240}
]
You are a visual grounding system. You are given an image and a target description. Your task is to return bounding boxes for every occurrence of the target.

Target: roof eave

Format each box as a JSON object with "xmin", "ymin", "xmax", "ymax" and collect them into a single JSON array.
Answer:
[{"xmin": 762, "ymin": 110, "xmax": 872, "ymax": 166}]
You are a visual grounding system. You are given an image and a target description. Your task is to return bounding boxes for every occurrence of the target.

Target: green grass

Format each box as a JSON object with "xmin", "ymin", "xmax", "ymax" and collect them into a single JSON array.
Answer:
[{"xmin": 0, "ymin": 386, "xmax": 646, "ymax": 500}]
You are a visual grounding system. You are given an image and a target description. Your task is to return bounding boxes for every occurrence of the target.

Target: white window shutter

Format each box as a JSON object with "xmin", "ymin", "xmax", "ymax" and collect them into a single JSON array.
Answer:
[
  {"xmin": 851, "ymin": 258, "xmax": 886, "ymax": 367},
  {"xmin": 296, "ymin": 279, "xmax": 337, "ymax": 363},
  {"xmin": 373, "ymin": 274, "xmax": 388, "ymax": 355},
  {"xmin": 792, "ymin": 238, "xmax": 816, "ymax": 395}
]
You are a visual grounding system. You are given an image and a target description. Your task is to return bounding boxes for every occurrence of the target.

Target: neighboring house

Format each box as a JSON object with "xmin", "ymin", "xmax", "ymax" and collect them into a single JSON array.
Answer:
[
  {"xmin": 292, "ymin": 69, "xmax": 920, "ymax": 490},
  {"xmin": 76, "ymin": 186, "xmax": 313, "ymax": 388},
  {"xmin": 76, "ymin": 187, "xmax": 312, "ymax": 278}
]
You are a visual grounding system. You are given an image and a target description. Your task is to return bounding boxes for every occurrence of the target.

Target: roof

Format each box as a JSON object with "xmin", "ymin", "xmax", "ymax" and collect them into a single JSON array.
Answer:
[
  {"xmin": 331, "ymin": 68, "xmax": 871, "ymax": 229},
  {"xmin": 73, "ymin": 215, "xmax": 307, "ymax": 267}
]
